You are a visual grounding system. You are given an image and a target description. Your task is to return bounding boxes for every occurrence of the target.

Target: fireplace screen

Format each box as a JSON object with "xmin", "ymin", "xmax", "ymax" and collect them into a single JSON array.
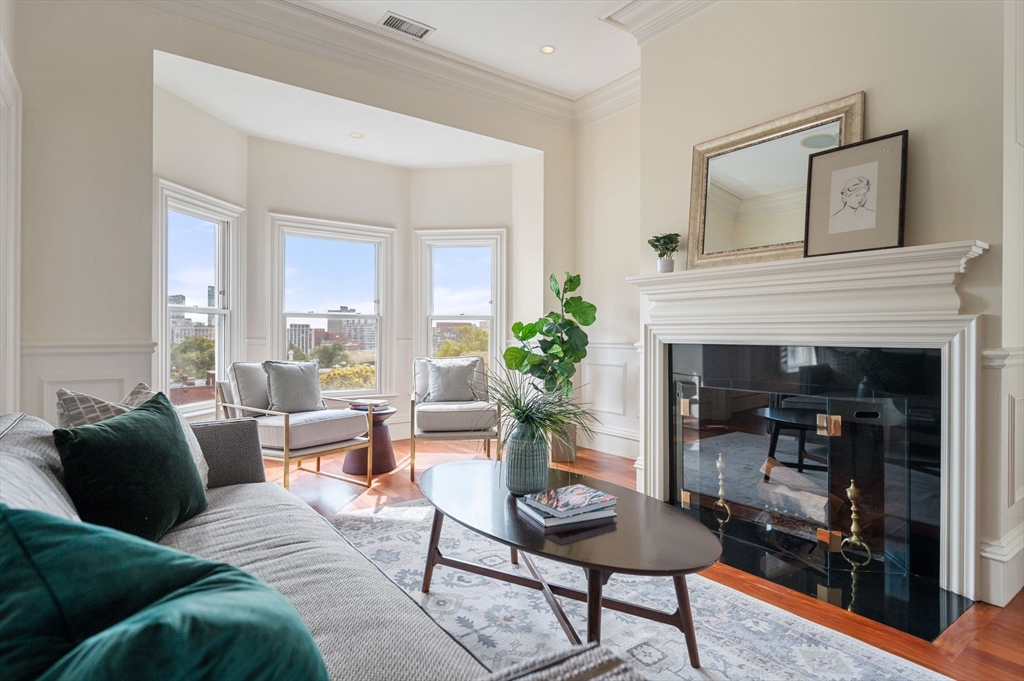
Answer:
[{"xmin": 674, "ymin": 376, "xmax": 909, "ymax": 577}]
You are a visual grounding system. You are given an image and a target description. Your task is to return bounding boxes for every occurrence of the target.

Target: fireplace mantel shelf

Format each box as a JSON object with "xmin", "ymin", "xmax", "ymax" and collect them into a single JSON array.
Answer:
[{"xmin": 627, "ymin": 240, "xmax": 987, "ymax": 320}]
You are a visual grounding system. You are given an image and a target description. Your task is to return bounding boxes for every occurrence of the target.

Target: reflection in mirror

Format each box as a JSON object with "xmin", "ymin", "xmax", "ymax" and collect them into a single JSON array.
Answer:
[{"xmin": 703, "ymin": 120, "xmax": 840, "ymax": 255}]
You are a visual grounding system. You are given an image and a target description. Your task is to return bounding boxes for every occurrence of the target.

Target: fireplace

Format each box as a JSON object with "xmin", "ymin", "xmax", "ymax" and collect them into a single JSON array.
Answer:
[
  {"xmin": 627, "ymin": 241, "xmax": 989, "ymax": 637},
  {"xmin": 669, "ymin": 343, "xmax": 968, "ymax": 639}
]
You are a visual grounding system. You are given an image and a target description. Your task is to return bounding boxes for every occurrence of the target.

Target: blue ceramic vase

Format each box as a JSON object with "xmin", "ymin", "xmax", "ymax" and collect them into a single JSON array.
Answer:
[{"xmin": 504, "ymin": 425, "xmax": 549, "ymax": 496}]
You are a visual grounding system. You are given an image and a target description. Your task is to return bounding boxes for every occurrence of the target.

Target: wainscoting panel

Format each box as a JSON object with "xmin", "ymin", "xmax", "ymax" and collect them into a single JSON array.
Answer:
[
  {"xmin": 20, "ymin": 341, "xmax": 156, "ymax": 425},
  {"xmin": 579, "ymin": 341, "xmax": 640, "ymax": 459}
]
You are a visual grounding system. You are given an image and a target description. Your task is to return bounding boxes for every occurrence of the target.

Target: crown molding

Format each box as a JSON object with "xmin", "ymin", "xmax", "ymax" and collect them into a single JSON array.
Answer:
[
  {"xmin": 574, "ymin": 68, "xmax": 640, "ymax": 129},
  {"xmin": 138, "ymin": 0, "xmax": 577, "ymax": 129},
  {"xmin": 599, "ymin": 0, "xmax": 720, "ymax": 47}
]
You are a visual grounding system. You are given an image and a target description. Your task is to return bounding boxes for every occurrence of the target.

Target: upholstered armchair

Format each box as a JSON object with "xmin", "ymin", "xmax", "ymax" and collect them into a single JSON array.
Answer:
[
  {"xmin": 215, "ymin": 362, "xmax": 374, "ymax": 490},
  {"xmin": 410, "ymin": 356, "xmax": 499, "ymax": 482}
]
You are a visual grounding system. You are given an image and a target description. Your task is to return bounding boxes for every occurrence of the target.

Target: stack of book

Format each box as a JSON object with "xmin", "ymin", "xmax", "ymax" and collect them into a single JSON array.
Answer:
[
  {"xmin": 517, "ymin": 484, "xmax": 617, "ymax": 531},
  {"xmin": 348, "ymin": 399, "xmax": 389, "ymax": 411}
]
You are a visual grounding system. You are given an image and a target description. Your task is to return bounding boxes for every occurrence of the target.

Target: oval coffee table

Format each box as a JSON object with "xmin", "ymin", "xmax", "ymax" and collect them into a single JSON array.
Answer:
[{"xmin": 419, "ymin": 460, "xmax": 722, "ymax": 668}]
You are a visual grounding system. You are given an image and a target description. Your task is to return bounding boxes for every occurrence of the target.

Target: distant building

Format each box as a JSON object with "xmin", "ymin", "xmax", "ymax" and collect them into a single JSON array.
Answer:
[
  {"xmin": 171, "ymin": 323, "xmax": 216, "ymax": 345},
  {"xmin": 208, "ymin": 285, "xmax": 216, "ymax": 325},
  {"xmin": 168, "ymin": 294, "xmax": 187, "ymax": 326},
  {"xmin": 287, "ymin": 323, "xmax": 314, "ymax": 354},
  {"xmin": 326, "ymin": 305, "xmax": 377, "ymax": 350}
]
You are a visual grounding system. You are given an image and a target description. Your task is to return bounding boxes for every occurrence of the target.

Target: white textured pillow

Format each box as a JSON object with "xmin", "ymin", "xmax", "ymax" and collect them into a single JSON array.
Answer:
[
  {"xmin": 55, "ymin": 384, "xmax": 210, "ymax": 489},
  {"xmin": 262, "ymin": 360, "xmax": 327, "ymax": 413},
  {"xmin": 424, "ymin": 357, "xmax": 481, "ymax": 402}
]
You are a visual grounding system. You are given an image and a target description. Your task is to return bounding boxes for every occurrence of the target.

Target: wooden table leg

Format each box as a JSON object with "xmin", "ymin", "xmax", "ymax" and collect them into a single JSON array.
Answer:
[
  {"xmin": 587, "ymin": 569, "xmax": 604, "ymax": 643},
  {"xmin": 764, "ymin": 423, "xmax": 781, "ymax": 481},
  {"xmin": 510, "ymin": 547, "xmax": 518, "ymax": 565},
  {"xmin": 421, "ymin": 508, "xmax": 444, "ymax": 593},
  {"xmin": 673, "ymin": 575, "xmax": 700, "ymax": 669}
]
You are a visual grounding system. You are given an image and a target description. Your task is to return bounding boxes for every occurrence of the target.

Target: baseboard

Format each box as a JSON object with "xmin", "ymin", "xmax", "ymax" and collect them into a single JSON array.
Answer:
[
  {"xmin": 583, "ymin": 424, "xmax": 639, "ymax": 460},
  {"xmin": 978, "ymin": 522, "xmax": 1024, "ymax": 606}
]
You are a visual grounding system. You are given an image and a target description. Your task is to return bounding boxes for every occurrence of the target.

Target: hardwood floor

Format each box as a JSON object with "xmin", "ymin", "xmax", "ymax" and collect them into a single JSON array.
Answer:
[{"xmin": 264, "ymin": 441, "xmax": 1024, "ymax": 681}]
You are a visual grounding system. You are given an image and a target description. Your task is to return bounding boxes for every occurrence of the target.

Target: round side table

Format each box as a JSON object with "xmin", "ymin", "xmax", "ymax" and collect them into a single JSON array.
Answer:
[{"xmin": 343, "ymin": 407, "xmax": 398, "ymax": 475}]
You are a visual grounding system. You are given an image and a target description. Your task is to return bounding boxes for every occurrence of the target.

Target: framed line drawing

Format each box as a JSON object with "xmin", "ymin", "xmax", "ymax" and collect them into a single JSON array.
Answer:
[{"xmin": 804, "ymin": 130, "xmax": 908, "ymax": 257}]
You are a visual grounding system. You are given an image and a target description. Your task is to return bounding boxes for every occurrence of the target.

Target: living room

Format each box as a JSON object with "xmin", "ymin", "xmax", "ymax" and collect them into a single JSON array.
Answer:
[{"xmin": 1, "ymin": 1, "xmax": 1022, "ymax": 680}]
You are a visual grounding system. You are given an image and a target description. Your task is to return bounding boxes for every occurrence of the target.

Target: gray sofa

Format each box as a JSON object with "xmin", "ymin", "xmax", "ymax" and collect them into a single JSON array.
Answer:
[{"xmin": 0, "ymin": 412, "xmax": 486, "ymax": 681}]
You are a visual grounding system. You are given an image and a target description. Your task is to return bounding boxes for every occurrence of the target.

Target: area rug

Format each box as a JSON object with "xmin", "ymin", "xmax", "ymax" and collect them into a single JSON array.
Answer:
[{"xmin": 330, "ymin": 500, "xmax": 948, "ymax": 681}]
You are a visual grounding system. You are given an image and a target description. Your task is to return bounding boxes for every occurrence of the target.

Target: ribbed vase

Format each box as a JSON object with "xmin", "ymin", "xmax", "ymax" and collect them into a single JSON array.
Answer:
[{"xmin": 504, "ymin": 425, "xmax": 549, "ymax": 496}]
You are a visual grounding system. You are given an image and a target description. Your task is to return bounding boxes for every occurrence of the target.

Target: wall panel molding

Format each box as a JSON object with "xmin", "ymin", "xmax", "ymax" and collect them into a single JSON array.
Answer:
[
  {"xmin": 0, "ymin": 39, "xmax": 21, "ymax": 414},
  {"xmin": 1010, "ymin": 392, "xmax": 1024, "ymax": 507}
]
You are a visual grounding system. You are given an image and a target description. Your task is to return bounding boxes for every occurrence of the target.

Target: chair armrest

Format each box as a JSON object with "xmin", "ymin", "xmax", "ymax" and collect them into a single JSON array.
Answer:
[
  {"xmin": 189, "ymin": 418, "xmax": 267, "ymax": 488},
  {"xmin": 322, "ymin": 396, "xmax": 350, "ymax": 406},
  {"xmin": 217, "ymin": 402, "xmax": 288, "ymax": 418}
]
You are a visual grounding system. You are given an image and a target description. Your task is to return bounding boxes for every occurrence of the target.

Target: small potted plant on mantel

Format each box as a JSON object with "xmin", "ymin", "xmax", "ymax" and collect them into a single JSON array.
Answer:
[{"xmin": 648, "ymin": 233, "xmax": 681, "ymax": 273}]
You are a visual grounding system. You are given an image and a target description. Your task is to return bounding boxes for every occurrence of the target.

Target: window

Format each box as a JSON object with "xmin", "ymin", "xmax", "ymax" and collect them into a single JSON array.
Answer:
[
  {"xmin": 270, "ymin": 214, "xmax": 395, "ymax": 396},
  {"xmin": 155, "ymin": 180, "xmax": 245, "ymax": 411},
  {"xmin": 415, "ymin": 230, "xmax": 506, "ymax": 369}
]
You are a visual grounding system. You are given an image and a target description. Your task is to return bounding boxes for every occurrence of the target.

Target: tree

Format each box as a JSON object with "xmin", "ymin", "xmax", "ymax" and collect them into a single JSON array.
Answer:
[
  {"xmin": 171, "ymin": 335, "xmax": 215, "ymax": 380},
  {"xmin": 288, "ymin": 344, "xmax": 310, "ymax": 361},
  {"xmin": 310, "ymin": 342, "xmax": 350, "ymax": 368},
  {"xmin": 436, "ymin": 325, "xmax": 489, "ymax": 358},
  {"xmin": 320, "ymin": 365, "xmax": 376, "ymax": 391}
]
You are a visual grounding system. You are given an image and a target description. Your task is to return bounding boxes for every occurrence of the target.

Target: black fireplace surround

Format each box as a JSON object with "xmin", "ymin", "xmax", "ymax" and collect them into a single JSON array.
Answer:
[{"xmin": 668, "ymin": 344, "xmax": 971, "ymax": 641}]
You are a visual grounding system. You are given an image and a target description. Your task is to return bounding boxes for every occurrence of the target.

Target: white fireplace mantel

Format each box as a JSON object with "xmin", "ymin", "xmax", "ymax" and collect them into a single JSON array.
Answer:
[{"xmin": 627, "ymin": 240, "xmax": 988, "ymax": 599}]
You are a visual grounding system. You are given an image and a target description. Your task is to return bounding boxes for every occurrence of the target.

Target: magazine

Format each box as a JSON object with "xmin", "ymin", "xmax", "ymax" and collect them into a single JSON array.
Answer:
[
  {"xmin": 517, "ymin": 500, "xmax": 617, "ymax": 529},
  {"xmin": 522, "ymin": 484, "xmax": 617, "ymax": 518}
]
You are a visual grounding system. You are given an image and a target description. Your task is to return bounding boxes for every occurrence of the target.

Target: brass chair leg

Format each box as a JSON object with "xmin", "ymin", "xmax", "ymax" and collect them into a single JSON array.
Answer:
[
  {"xmin": 485, "ymin": 437, "xmax": 491, "ymax": 458},
  {"xmin": 316, "ymin": 457, "xmax": 321, "ymax": 472},
  {"xmin": 410, "ymin": 436, "xmax": 416, "ymax": 482}
]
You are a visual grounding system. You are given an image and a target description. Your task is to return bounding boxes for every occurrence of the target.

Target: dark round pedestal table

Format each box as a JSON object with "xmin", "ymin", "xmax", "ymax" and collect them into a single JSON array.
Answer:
[{"xmin": 343, "ymin": 407, "xmax": 398, "ymax": 475}]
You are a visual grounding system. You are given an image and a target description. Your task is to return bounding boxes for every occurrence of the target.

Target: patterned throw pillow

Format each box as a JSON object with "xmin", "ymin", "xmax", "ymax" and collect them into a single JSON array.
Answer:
[
  {"xmin": 55, "ymin": 384, "xmax": 209, "ymax": 488},
  {"xmin": 262, "ymin": 360, "xmax": 327, "ymax": 414}
]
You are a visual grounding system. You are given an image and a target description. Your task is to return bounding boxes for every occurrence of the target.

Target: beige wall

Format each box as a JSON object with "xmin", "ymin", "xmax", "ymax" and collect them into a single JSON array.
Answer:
[
  {"xmin": 575, "ymin": 105, "xmax": 642, "ymax": 344},
  {"xmin": 153, "ymin": 85, "xmax": 247, "ymax": 207},
  {"xmin": 410, "ymin": 165, "xmax": 512, "ymax": 230},
  {"xmin": 641, "ymin": 0, "xmax": 1004, "ymax": 340},
  {"xmin": 0, "ymin": 0, "xmax": 13, "ymax": 67},
  {"xmin": 14, "ymin": 0, "xmax": 572, "ymax": 347},
  {"xmin": 511, "ymin": 154, "xmax": 545, "ymax": 325}
]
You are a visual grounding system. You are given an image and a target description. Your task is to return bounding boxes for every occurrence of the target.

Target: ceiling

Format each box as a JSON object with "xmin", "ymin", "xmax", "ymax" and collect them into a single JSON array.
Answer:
[
  {"xmin": 154, "ymin": 51, "xmax": 541, "ymax": 169},
  {"xmin": 305, "ymin": 0, "xmax": 641, "ymax": 98}
]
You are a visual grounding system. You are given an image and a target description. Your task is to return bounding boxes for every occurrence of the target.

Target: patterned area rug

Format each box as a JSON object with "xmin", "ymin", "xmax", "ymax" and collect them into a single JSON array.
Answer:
[{"xmin": 330, "ymin": 501, "xmax": 948, "ymax": 681}]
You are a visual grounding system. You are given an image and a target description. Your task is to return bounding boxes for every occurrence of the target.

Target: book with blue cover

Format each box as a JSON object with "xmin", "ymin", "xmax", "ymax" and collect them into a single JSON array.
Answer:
[{"xmin": 521, "ymin": 484, "xmax": 617, "ymax": 519}]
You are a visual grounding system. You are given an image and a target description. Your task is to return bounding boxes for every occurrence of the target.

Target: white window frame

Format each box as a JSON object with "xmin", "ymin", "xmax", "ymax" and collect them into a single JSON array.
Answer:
[
  {"xmin": 153, "ymin": 179, "xmax": 246, "ymax": 414},
  {"xmin": 268, "ymin": 213, "xmax": 395, "ymax": 398},
  {"xmin": 414, "ymin": 228, "xmax": 507, "ymax": 369}
]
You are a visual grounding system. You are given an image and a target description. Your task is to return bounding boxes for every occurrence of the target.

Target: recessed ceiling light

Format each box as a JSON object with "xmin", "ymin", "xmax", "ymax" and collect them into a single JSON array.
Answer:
[
  {"xmin": 540, "ymin": 45, "xmax": 556, "ymax": 54},
  {"xmin": 800, "ymin": 133, "xmax": 836, "ymax": 149},
  {"xmin": 349, "ymin": 132, "xmax": 364, "ymax": 139}
]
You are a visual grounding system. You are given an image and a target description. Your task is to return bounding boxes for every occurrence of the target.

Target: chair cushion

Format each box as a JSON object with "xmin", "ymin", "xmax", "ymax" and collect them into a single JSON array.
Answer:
[
  {"xmin": 263, "ymin": 360, "xmax": 327, "ymax": 414},
  {"xmin": 413, "ymin": 356, "xmax": 486, "ymax": 403},
  {"xmin": 0, "ymin": 504, "xmax": 327, "ymax": 681},
  {"xmin": 53, "ymin": 393, "xmax": 208, "ymax": 542},
  {"xmin": 229, "ymin": 362, "xmax": 271, "ymax": 411},
  {"xmin": 257, "ymin": 409, "xmax": 368, "ymax": 450},
  {"xmin": 415, "ymin": 401, "xmax": 497, "ymax": 433},
  {"xmin": 55, "ymin": 383, "xmax": 208, "ymax": 487}
]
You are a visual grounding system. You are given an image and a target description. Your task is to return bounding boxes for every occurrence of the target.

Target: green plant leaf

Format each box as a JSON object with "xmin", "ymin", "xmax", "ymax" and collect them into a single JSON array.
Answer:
[
  {"xmin": 518, "ymin": 322, "xmax": 538, "ymax": 341},
  {"xmin": 526, "ymin": 352, "xmax": 544, "ymax": 366},
  {"xmin": 549, "ymin": 274, "xmax": 560, "ymax": 299},
  {"xmin": 511, "ymin": 321, "xmax": 524, "ymax": 337},
  {"xmin": 554, "ymin": 361, "xmax": 576, "ymax": 378},
  {"xmin": 503, "ymin": 346, "xmax": 529, "ymax": 369},
  {"xmin": 566, "ymin": 326, "xmax": 589, "ymax": 351},
  {"xmin": 563, "ymin": 297, "xmax": 597, "ymax": 326},
  {"xmin": 548, "ymin": 343, "xmax": 564, "ymax": 358},
  {"xmin": 563, "ymin": 272, "xmax": 581, "ymax": 293},
  {"xmin": 538, "ymin": 338, "xmax": 554, "ymax": 353}
]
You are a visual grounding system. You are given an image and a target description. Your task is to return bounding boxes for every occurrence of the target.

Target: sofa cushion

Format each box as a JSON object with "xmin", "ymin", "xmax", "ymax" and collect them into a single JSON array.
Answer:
[
  {"xmin": 0, "ymin": 413, "xmax": 79, "ymax": 520},
  {"xmin": 263, "ymin": 359, "xmax": 327, "ymax": 413},
  {"xmin": 159, "ymin": 483, "xmax": 486, "ymax": 681},
  {"xmin": 0, "ymin": 504, "xmax": 327, "ymax": 681},
  {"xmin": 55, "ymin": 384, "xmax": 209, "ymax": 488},
  {"xmin": 257, "ymin": 409, "xmax": 367, "ymax": 450},
  {"xmin": 416, "ymin": 401, "xmax": 497, "ymax": 433},
  {"xmin": 414, "ymin": 356, "xmax": 486, "ymax": 403},
  {"xmin": 229, "ymin": 362, "xmax": 271, "ymax": 411},
  {"xmin": 53, "ymin": 393, "xmax": 208, "ymax": 542}
]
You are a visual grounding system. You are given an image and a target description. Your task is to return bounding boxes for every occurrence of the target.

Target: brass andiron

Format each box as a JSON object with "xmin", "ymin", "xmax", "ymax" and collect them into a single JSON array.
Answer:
[
  {"xmin": 713, "ymin": 453, "xmax": 731, "ymax": 535},
  {"xmin": 841, "ymin": 479, "xmax": 872, "ymax": 566}
]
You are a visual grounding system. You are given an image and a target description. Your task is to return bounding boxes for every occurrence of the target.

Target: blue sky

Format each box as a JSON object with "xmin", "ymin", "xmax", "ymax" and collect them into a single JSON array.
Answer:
[{"xmin": 168, "ymin": 213, "xmax": 492, "ymax": 328}]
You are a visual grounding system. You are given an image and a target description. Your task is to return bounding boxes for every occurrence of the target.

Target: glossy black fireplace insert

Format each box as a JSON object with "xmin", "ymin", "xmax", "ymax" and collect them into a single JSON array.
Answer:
[{"xmin": 668, "ymin": 343, "xmax": 971, "ymax": 641}]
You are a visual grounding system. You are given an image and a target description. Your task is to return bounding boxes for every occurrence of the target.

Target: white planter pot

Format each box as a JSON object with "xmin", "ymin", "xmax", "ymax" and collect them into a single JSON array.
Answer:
[{"xmin": 657, "ymin": 257, "xmax": 675, "ymax": 273}]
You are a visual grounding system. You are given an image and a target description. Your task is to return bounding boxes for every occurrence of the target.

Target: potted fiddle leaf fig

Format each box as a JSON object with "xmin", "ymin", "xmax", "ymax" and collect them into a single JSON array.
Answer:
[
  {"xmin": 503, "ymin": 272, "xmax": 598, "ymax": 462},
  {"xmin": 648, "ymin": 233, "xmax": 681, "ymax": 273}
]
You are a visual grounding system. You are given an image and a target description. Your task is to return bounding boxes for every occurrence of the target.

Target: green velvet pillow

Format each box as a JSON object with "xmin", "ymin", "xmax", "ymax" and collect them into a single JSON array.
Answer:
[
  {"xmin": 53, "ymin": 392, "xmax": 207, "ymax": 542},
  {"xmin": 0, "ymin": 504, "xmax": 328, "ymax": 681}
]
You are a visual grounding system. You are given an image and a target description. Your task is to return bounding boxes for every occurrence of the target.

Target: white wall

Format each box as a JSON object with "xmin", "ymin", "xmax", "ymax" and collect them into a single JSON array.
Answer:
[
  {"xmin": 410, "ymin": 166, "xmax": 511, "ymax": 229},
  {"xmin": 575, "ymin": 105, "xmax": 642, "ymax": 458},
  {"xmin": 511, "ymin": 154, "xmax": 545, "ymax": 325},
  {"xmin": 637, "ymin": 0, "xmax": 1016, "ymax": 605},
  {"xmin": 0, "ymin": 0, "xmax": 14, "ymax": 69},
  {"xmin": 153, "ymin": 85, "xmax": 247, "ymax": 208},
  {"xmin": 13, "ymin": 0, "xmax": 569, "ymax": 423}
]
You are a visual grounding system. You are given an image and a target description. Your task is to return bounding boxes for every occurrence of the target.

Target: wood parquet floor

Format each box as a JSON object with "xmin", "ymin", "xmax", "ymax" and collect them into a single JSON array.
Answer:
[{"xmin": 263, "ymin": 440, "xmax": 1024, "ymax": 681}]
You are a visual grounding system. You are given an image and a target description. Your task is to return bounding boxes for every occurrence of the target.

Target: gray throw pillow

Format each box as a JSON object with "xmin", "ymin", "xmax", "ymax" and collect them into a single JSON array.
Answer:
[
  {"xmin": 262, "ymin": 360, "xmax": 327, "ymax": 414},
  {"xmin": 228, "ymin": 362, "xmax": 271, "ymax": 411},
  {"xmin": 425, "ymin": 357, "xmax": 481, "ymax": 402},
  {"xmin": 55, "ymin": 384, "xmax": 209, "ymax": 489}
]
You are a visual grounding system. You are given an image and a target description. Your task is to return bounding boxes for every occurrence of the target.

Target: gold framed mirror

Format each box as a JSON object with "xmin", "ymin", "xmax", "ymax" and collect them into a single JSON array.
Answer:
[{"xmin": 686, "ymin": 92, "xmax": 865, "ymax": 269}]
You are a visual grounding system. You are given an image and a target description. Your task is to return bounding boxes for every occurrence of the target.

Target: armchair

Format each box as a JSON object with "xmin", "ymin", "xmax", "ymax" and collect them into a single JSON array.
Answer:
[
  {"xmin": 410, "ymin": 356, "xmax": 499, "ymax": 482},
  {"xmin": 215, "ymin": 362, "xmax": 374, "ymax": 490}
]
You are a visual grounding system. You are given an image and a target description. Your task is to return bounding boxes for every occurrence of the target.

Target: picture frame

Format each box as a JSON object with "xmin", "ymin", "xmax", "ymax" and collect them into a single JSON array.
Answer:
[{"xmin": 803, "ymin": 130, "xmax": 908, "ymax": 257}]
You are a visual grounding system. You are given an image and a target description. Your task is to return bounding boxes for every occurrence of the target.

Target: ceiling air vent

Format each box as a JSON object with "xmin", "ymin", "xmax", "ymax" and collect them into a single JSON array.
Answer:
[{"xmin": 378, "ymin": 12, "xmax": 435, "ymax": 41}]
